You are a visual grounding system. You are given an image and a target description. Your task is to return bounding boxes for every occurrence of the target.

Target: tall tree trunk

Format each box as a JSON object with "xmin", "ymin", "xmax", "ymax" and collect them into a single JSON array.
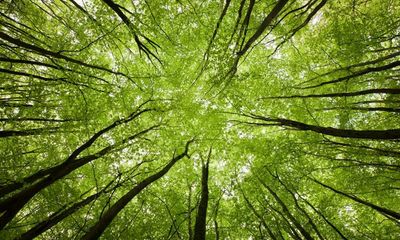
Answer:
[
  {"xmin": 80, "ymin": 140, "xmax": 193, "ymax": 240},
  {"xmin": 193, "ymin": 148, "xmax": 211, "ymax": 240},
  {"xmin": 0, "ymin": 32, "xmax": 129, "ymax": 78},
  {"xmin": 188, "ymin": 182, "xmax": 193, "ymax": 240},
  {"xmin": 101, "ymin": 0, "xmax": 160, "ymax": 62},
  {"xmin": 303, "ymin": 60, "xmax": 400, "ymax": 89}
]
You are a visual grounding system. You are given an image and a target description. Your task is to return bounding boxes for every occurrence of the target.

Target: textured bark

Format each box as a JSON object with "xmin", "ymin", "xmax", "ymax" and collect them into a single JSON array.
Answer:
[{"xmin": 80, "ymin": 140, "xmax": 193, "ymax": 240}]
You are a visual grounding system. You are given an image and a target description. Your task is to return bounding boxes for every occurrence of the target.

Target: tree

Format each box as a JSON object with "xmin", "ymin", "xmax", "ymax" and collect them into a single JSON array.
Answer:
[{"xmin": 1, "ymin": 0, "xmax": 399, "ymax": 239}]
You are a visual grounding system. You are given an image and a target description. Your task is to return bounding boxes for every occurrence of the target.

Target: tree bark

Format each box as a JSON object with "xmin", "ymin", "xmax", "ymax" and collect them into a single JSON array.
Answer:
[{"xmin": 193, "ymin": 148, "xmax": 211, "ymax": 240}]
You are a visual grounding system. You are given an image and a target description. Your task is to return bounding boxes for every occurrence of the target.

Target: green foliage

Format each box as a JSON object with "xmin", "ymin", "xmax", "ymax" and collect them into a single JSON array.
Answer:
[{"xmin": 1, "ymin": 0, "xmax": 399, "ymax": 239}]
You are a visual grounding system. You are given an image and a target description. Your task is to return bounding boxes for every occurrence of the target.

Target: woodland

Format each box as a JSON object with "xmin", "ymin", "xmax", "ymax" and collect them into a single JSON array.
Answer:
[{"xmin": 0, "ymin": 0, "xmax": 399, "ymax": 239}]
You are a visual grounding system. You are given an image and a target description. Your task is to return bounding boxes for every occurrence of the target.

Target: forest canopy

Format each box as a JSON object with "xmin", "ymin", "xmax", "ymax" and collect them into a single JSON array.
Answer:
[{"xmin": 1, "ymin": 0, "xmax": 400, "ymax": 239}]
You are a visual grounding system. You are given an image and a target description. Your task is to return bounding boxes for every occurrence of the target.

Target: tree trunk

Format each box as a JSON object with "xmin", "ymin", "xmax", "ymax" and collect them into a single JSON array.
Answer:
[
  {"xmin": 238, "ymin": 0, "xmax": 289, "ymax": 56},
  {"xmin": 267, "ymin": 88, "xmax": 400, "ymax": 99},
  {"xmin": 275, "ymin": 176, "xmax": 324, "ymax": 240},
  {"xmin": 301, "ymin": 197, "xmax": 348, "ymax": 240},
  {"xmin": 193, "ymin": 148, "xmax": 211, "ymax": 240},
  {"xmin": 249, "ymin": 114, "xmax": 400, "ymax": 139},
  {"xmin": 258, "ymin": 178, "xmax": 314, "ymax": 240},
  {"xmin": 304, "ymin": 60, "xmax": 400, "ymax": 89},
  {"xmin": 312, "ymin": 179, "xmax": 400, "ymax": 220},
  {"xmin": 242, "ymin": 189, "xmax": 277, "ymax": 240},
  {"xmin": 0, "ymin": 125, "xmax": 156, "ymax": 229},
  {"xmin": 0, "ymin": 127, "xmax": 60, "ymax": 138},
  {"xmin": 15, "ymin": 184, "xmax": 113, "ymax": 240},
  {"xmin": 80, "ymin": 140, "xmax": 193, "ymax": 240}
]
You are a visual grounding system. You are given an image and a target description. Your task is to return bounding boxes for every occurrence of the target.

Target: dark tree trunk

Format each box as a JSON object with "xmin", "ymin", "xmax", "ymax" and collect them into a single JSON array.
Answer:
[
  {"xmin": 249, "ymin": 114, "xmax": 400, "ymax": 139},
  {"xmin": 15, "ymin": 183, "xmax": 114, "ymax": 240},
  {"xmin": 258, "ymin": 178, "xmax": 314, "ymax": 240},
  {"xmin": 267, "ymin": 88, "xmax": 400, "ymax": 99},
  {"xmin": 101, "ymin": 0, "xmax": 160, "ymax": 62},
  {"xmin": 0, "ymin": 127, "xmax": 60, "ymax": 138},
  {"xmin": 312, "ymin": 179, "xmax": 400, "ymax": 220},
  {"xmin": 0, "ymin": 32, "xmax": 129, "ymax": 78},
  {"xmin": 80, "ymin": 140, "xmax": 193, "ymax": 240},
  {"xmin": 275, "ymin": 176, "xmax": 324, "ymax": 240},
  {"xmin": 238, "ymin": 0, "xmax": 289, "ymax": 56},
  {"xmin": 304, "ymin": 60, "xmax": 400, "ymax": 89},
  {"xmin": 318, "ymin": 106, "xmax": 400, "ymax": 113},
  {"xmin": 242, "ymin": 189, "xmax": 277, "ymax": 240},
  {"xmin": 0, "ymin": 123, "xmax": 156, "ymax": 229},
  {"xmin": 301, "ymin": 197, "xmax": 348, "ymax": 240},
  {"xmin": 193, "ymin": 148, "xmax": 211, "ymax": 240},
  {"xmin": 0, "ymin": 106, "xmax": 152, "ymax": 197}
]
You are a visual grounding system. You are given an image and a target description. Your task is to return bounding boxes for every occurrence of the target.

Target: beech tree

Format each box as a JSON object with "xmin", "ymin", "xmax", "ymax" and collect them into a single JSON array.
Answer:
[{"xmin": 1, "ymin": 0, "xmax": 399, "ymax": 239}]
